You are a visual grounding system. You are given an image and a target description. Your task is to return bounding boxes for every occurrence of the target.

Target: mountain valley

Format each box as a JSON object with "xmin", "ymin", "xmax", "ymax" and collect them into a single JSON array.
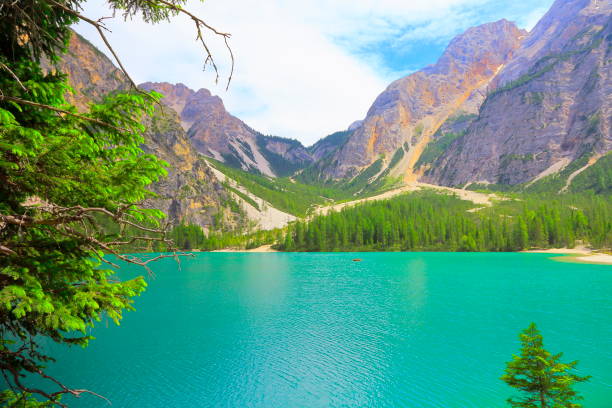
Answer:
[{"xmin": 52, "ymin": 0, "xmax": 611, "ymax": 244}]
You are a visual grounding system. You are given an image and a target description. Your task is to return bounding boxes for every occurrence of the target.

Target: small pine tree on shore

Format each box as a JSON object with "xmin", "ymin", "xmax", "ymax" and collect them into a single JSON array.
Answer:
[{"xmin": 501, "ymin": 323, "xmax": 590, "ymax": 408}]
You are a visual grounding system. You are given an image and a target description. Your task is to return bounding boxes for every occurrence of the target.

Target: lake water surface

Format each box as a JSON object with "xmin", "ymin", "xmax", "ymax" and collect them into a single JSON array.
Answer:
[{"xmin": 38, "ymin": 253, "xmax": 611, "ymax": 407}]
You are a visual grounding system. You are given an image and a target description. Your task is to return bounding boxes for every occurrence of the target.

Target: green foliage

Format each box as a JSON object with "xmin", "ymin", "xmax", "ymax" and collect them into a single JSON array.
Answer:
[
  {"xmin": 413, "ymin": 123, "xmax": 424, "ymax": 138},
  {"xmin": 523, "ymin": 92, "xmax": 545, "ymax": 105},
  {"xmin": 501, "ymin": 323, "xmax": 590, "ymax": 408},
  {"xmin": 210, "ymin": 155, "xmax": 402, "ymax": 218},
  {"xmin": 236, "ymin": 138, "xmax": 255, "ymax": 162},
  {"xmin": 467, "ymin": 153, "xmax": 611, "ymax": 195},
  {"xmin": 0, "ymin": 391, "xmax": 57, "ymax": 407},
  {"xmin": 343, "ymin": 158, "xmax": 384, "ymax": 192},
  {"xmin": 307, "ymin": 130, "xmax": 352, "ymax": 155},
  {"xmin": 0, "ymin": 0, "xmax": 204, "ymax": 402},
  {"xmin": 388, "ymin": 147, "xmax": 405, "ymax": 169},
  {"xmin": 278, "ymin": 191, "xmax": 611, "ymax": 252},
  {"xmin": 222, "ymin": 182, "xmax": 260, "ymax": 210},
  {"xmin": 0, "ymin": 57, "xmax": 163, "ymax": 403},
  {"xmin": 499, "ymin": 154, "xmax": 536, "ymax": 175},
  {"xmin": 416, "ymin": 131, "xmax": 466, "ymax": 169},
  {"xmin": 298, "ymin": 157, "xmax": 397, "ymax": 200},
  {"xmin": 197, "ymin": 227, "xmax": 282, "ymax": 251},
  {"xmin": 448, "ymin": 112, "xmax": 478, "ymax": 124},
  {"xmin": 170, "ymin": 223, "xmax": 207, "ymax": 250},
  {"xmin": 526, "ymin": 155, "xmax": 592, "ymax": 193},
  {"xmin": 570, "ymin": 153, "xmax": 612, "ymax": 194},
  {"xmin": 220, "ymin": 149, "xmax": 246, "ymax": 170},
  {"xmin": 207, "ymin": 158, "xmax": 345, "ymax": 216}
]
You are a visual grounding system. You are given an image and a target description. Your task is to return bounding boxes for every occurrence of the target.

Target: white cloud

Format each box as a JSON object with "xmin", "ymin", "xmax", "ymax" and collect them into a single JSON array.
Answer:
[
  {"xmin": 75, "ymin": 0, "xmax": 550, "ymax": 145},
  {"xmin": 517, "ymin": 7, "xmax": 551, "ymax": 31}
]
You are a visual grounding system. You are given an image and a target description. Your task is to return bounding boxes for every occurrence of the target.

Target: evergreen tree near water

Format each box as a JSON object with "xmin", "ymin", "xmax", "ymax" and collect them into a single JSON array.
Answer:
[
  {"xmin": 0, "ymin": 0, "xmax": 231, "ymax": 405},
  {"xmin": 501, "ymin": 323, "xmax": 590, "ymax": 408}
]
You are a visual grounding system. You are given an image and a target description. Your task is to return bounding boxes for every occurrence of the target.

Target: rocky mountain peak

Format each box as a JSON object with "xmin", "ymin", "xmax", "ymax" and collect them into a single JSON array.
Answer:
[
  {"xmin": 424, "ymin": 0, "xmax": 611, "ymax": 187},
  {"xmin": 497, "ymin": 0, "xmax": 609, "ymax": 84},
  {"xmin": 429, "ymin": 19, "xmax": 527, "ymax": 76},
  {"xmin": 140, "ymin": 82, "xmax": 222, "ymax": 129},
  {"xmin": 139, "ymin": 82, "xmax": 315, "ymax": 177},
  {"xmin": 325, "ymin": 19, "xmax": 525, "ymax": 180}
]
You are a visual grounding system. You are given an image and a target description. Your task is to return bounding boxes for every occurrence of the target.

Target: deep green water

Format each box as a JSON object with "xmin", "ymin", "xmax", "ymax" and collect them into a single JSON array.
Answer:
[{"xmin": 35, "ymin": 253, "xmax": 611, "ymax": 407}]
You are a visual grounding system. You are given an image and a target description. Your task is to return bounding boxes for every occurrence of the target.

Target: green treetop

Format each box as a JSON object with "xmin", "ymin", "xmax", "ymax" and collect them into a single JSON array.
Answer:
[{"xmin": 501, "ymin": 323, "xmax": 590, "ymax": 408}]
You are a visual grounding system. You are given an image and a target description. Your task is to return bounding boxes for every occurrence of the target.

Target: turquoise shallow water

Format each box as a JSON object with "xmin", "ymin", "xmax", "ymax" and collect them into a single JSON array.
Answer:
[{"xmin": 30, "ymin": 253, "xmax": 612, "ymax": 407}]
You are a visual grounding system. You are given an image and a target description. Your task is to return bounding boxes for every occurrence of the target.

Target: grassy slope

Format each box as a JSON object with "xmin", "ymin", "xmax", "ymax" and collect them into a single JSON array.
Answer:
[
  {"xmin": 207, "ymin": 158, "xmax": 347, "ymax": 217},
  {"xmin": 208, "ymin": 153, "xmax": 407, "ymax": 217}
]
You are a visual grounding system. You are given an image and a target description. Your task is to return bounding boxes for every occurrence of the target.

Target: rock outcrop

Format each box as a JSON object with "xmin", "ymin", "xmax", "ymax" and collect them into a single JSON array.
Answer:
[
  {"xmin": 322, "ymin": 20, "xmax": 526, "ymax": 181},
  {"xmin": 52, "ymin": 32, "xmax": 245, "ymax": 229},
  {"xmin": 425, "ymin": 0, "xmax": 611, "ymax": 186},
  {"xmin": 140, "ymin": 82, "xmax": 313, "ymax": 177}
]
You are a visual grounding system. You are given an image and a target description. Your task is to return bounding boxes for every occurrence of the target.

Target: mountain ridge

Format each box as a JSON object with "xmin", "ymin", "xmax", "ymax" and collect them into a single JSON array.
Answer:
[
  {"xmin": 316, "ymin": 19, "xmax": 527, "ymax": 183},
  {"xmin": 52, "ymin": 0, "xmax": 611, "ymax": 236},
  {"xmin": 140, "ymin": 81, "xmax": 315, "ymax": 177},
  {"xmin": 424, "ymin": 0, "xmax": 611, "ymax": 187}
]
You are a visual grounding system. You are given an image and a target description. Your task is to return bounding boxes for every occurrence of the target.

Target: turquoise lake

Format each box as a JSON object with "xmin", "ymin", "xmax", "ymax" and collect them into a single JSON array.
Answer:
[{"xmin": 36, "ymin": 253, "xmax": 611, "ymax": 407}]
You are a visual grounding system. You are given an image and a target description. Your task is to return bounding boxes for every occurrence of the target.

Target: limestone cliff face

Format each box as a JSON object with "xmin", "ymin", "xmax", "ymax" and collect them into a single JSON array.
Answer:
[
  {"xmin": 426, "ymin": 0, "xmax": 611, "ymax": 186},
  {"xmin": 53, "ymin": 32, "xmax": 243, "ymax": 229},
  {"xmin": 43, "ymin": 33, "xmax": 128, "ymax": 111},
  {"xmin": 140, "ymin": 82, "xmax": 313, "ymax": 177},
  {"xmin": 325, "ymin": 20, "xmax": 526, "ymax": 180}
]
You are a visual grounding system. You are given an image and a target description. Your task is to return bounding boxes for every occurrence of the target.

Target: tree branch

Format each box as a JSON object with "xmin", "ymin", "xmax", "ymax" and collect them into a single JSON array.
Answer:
[
  {"xmin": 45, "ymin": 0, "xmax": 234, "ymax": 90},
  {"xmin": 0, "ymin": 95, "xmax": 125, "ymax": 131},
  {"xmin": 0, "ymin": 62, "xmax": 28, "ymax": 92},
  {"xmin": 44, "ymin": 0, "xmax": 141, "ymax": 92},
  {"xmin": 142, "ymin": 0, "xmax": 234, "ymax": 88}
]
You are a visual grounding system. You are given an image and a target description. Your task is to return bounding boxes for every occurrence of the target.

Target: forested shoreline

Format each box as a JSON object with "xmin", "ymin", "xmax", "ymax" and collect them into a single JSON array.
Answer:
[{"xmin": 168, "ymin": 191, "xmax": 612, "ymax": 253}]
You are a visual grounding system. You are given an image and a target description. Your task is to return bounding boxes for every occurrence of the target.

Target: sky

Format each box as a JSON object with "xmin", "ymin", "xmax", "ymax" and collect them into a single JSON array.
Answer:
[{"xmin": 76, "ymin": 0, "xmax": 555, "ymax": 146}]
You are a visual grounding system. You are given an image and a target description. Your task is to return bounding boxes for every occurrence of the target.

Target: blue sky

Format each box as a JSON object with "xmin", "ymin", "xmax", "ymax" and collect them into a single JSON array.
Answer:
[
  {"xmin": 77, "ymin": 0, "xmax": 555, "ymax": 145},
  {"xmin": 339, "ymin": 1, "xmax": 553, "ymax": 77}
]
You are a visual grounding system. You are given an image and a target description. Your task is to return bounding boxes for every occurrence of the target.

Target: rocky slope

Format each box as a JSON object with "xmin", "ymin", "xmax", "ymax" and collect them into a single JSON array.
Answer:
[
  {"xmin": 321, "ymin": 20, "xmax": 526, "ymax": 182},
  {"xmin": 425, "ymin": 0, "xmax": 611, "ymax": 187},
  {"xmin": 308, "ymin": 130, "xmax": 353, "ymax": 162},
  {"xmin": 51, "ymin": 32, "xmax": 248, "ymax": 230},
  {"xmin": 140, "ymin": 82, "xmax": 313, "ymax": 177}
]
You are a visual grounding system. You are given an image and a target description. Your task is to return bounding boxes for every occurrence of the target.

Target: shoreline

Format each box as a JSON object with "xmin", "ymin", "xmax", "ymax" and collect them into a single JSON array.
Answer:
[
  {"xmin": 521, "ymin": 247, "xmax": 612, "ymax": 265},
  {"xmin": 212, "ymin": 244, "xmax": 279, "ymax": 253},
  {"xmin": 208, "ymin": 245, "xmax": 612, "ymax": 264}
]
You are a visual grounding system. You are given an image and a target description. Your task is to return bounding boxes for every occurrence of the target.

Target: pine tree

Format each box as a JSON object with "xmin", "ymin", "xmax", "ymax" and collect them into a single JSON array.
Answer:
[
  {"xmin": 283, "ymin": 230, "xmax": 294, "ymax": 250},
  {"xmin": 501, "ymin": 323, "xmax": 590, "ymax": 408}
]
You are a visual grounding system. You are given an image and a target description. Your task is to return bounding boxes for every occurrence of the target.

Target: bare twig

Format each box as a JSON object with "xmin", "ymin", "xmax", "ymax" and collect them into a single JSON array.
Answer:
[
  {"xmin": 142, "ymin": 0, "xmax": 234, "ymax": 88},
  {"xmin": 0, "ymin": 245, "xmax": 17, "ymax": 256},
  {"xmin": 45, "ymin": 0, "xmax": 141, "ymax": 92},
  {"xmin": 0, "ymin": 62, "xmax": 28, "ymax": 92},
  {"xmin": 223, "ymin": 36, "xmax": 235, "ymax": 91},
  {"xmin": 1, "ymin": 348, "xmax": 112, "ymax": 407},
  {"xmin": 1, "ymin": 202, "xmax": 193, "ymax": 277},
  {"xmin": 45, "ymin": 0, "xmax": 234, "ymax": 91}
]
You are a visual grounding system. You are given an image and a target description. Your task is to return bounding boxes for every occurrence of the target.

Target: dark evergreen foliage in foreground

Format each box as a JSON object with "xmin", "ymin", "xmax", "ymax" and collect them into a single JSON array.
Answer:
[{"xmin": 0, "ymin": 0, "xmax": 230, "ymax": 405}]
